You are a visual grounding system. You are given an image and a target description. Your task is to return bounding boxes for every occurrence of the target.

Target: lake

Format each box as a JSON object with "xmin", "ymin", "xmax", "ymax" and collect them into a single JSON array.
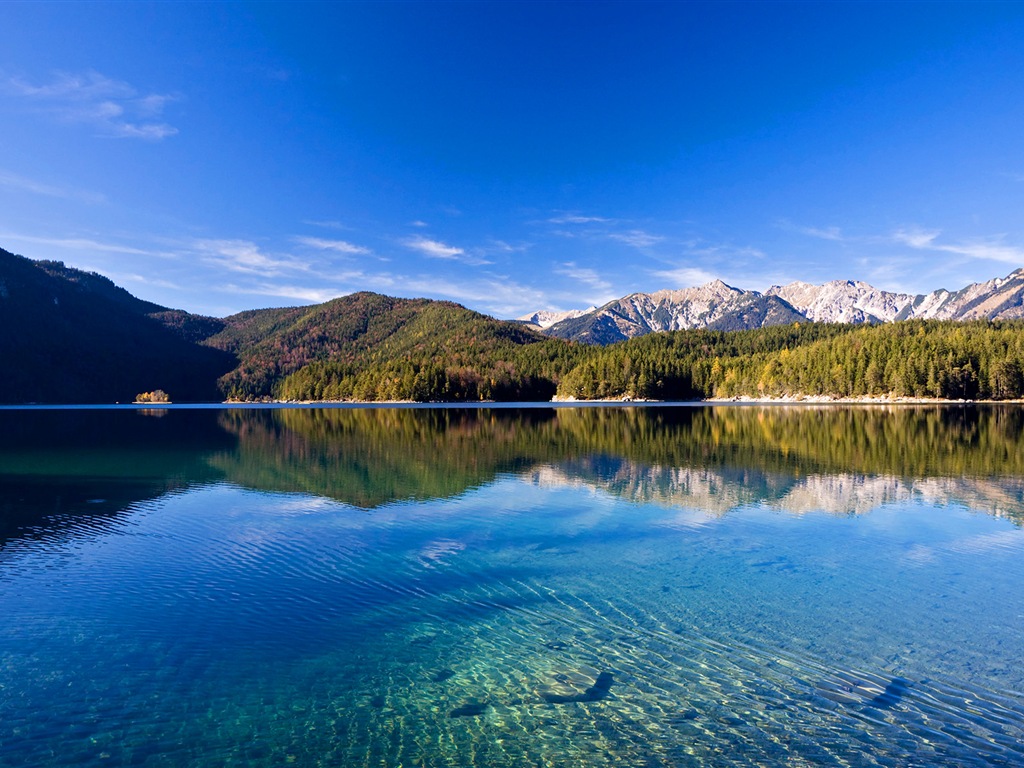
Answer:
[{"xmin": 1, "ymin": 404, "xmax": 1023, "ymax": 767}]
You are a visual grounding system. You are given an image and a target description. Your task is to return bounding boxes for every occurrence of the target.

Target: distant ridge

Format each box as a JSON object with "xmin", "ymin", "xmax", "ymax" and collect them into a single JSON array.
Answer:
[{"xmin": 532, "ymin": 269, "xmax": 1024, "ymax": 344}]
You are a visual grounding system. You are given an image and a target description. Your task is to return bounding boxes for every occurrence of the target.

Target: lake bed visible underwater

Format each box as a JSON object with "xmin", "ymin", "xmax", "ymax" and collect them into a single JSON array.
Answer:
[{"xmin": 1, "ymin": 405, "xmax": 1023, "ymax": 766}]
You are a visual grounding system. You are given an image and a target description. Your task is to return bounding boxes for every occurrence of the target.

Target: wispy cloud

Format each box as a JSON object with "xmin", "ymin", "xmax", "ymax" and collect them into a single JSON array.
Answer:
[
  {"xmin": 302, "ymin": 219, "xmax": 349, "ymax": 230},
  {"xmin": 892, "ymin": 227, "xmax": 940, "ymax": 249},
  {"xmin": 2, "ymin": 70, "xmax": 178, "ymax": 140},
  {"xmin": 0, "ymin": 231, "xmax": 152, "ymax": 255},
  {"xmin": 937, "ymin": 241, "xmax": 1024, "ymax": 264},
  {"xmin": 0, "ymin": 169, "xmax": 106, "ymax": 204},
  {"xmin": 480, "ymin": 239, "xmax": 530, "ymax": 256},
  {"xmin": 892, "ymin": 228, "xmax": 1024, "ymax": 264},
  {"xmin": 679, "ymin": 239, "xmax": 766, "ymax": 261},
  {"xmin": 196, "ymin": 239, "xmax": 309, "ymax": 276},
  {"xmin": 401, "ymin": 235, "xmax": 493, "ymax": 266},
  {"xmin": 608, "ymin": 229, "xmax": 664, "ymax": 249},
  {"xmin": 224, "ymin": 283, "xmax": 343, "ymax": 304},
  {"xmin": 784, "ymin": 222, "xmax": 846, "ymax": 241},
  {"xmin": 649, "ymin": 266, "xmax": 720, "ymax": 288},
  {"xmin": 548, "ymin": 212, "xmax": 614, "ymax": 225},
  {"xmin": 402, "ymin": 235, "xmax": 464, "ymax": 259},
  {"xmin": 555, "ymin": 261, "xmax": 615, "ymax": 297},
  {"xmin": 398, "ymin": 275, "xmax": 553, "ymax": 318},
  {"xmin": 294, "ymin": 236, "xmax": 371, "ymax": 255},
  {"xmin": 116, "ymin": 273, "xmax": 182, "ymax": 290}
]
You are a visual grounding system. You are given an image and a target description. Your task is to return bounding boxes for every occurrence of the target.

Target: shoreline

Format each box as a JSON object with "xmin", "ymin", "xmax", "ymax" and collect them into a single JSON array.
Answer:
[
  {"xmin": 251, "ymin": 394, "xmax": 1021, "ymax": 406},
  {"xmin": 5, "ymin": 396, "xmax": 1022, "ymax": 409}
]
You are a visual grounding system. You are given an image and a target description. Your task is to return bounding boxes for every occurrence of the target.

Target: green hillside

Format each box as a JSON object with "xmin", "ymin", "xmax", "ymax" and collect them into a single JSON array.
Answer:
[{"xmin": 208, "ymin": 292, "xmax": 583, "ymax": 401}]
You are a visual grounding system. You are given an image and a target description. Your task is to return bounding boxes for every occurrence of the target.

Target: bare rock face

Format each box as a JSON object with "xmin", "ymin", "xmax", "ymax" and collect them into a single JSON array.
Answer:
[
  {"xmin": 903, "ymin": 269, "xmax": 1024, "ymax": 321},
  {"xmin": 527, "ymin": 269, "xmax": 1024, "ymax": 344},
  {"xmin": 766, "ymin": 280, "xmax": 916, "ymax": 324},
  {"xmin": 517, "ymin": 306, "xmax": 596, "ymax": 329}
]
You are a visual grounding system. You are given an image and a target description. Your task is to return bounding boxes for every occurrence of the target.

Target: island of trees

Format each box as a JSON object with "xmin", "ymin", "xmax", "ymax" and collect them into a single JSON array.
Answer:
[{"xmin": 135, "ymin": 390, "xmax": 171, "ymax": 404}]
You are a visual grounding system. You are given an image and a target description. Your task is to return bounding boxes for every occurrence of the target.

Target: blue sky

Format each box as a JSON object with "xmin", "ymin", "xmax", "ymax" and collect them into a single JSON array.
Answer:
[{"xmin": 2, "ymin": 1, "xmax": 1024, "ymax": 319}]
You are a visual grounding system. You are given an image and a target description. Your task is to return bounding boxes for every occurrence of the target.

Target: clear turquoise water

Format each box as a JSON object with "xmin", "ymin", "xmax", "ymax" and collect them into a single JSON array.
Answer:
[{"xmin": 1, "ymin": 405, "xmax": 1023, "ymax": 766}]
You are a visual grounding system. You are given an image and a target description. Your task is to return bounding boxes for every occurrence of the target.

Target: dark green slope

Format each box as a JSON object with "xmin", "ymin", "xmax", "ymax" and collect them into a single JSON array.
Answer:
[
  {"xmin": 205, "ymin": 291, "xmax": 577, "ymax": 400},
  {"xmin": 0, "ymin": 248, "xmax": 234, "ymax": 403}
]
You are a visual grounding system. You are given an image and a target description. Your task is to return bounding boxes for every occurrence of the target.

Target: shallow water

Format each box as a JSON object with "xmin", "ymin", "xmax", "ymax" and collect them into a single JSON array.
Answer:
[{"xmin": 1, "ymin": 405, "xmax": 1023, "ymax": 766}]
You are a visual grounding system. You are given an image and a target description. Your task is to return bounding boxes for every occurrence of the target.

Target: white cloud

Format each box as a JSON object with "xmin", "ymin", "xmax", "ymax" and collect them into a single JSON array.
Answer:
[
  {"xmin": 224, "ymin": 283, "xmax": 343, "ymax": 304},
  {"xmin": 892, "ymin": 227, "xmax": 941, "ymax": 249},
  {"xmin": 681, "ymin": 241, "xmax": 766, "ymax": 260},
  {"xmin": 294, "ymin": 236, "xmax": 371, "ymax": 255},
  {"xmin": 117, "ymin": 273, "xmax": 182, "ymax": 290},
  {"xmin": 410, "ymin": 220, "xmax": 429, "ymax": 228},
  {"xmin": 787, "ymin": 223, "xmax": 846, "ymax": 241},
  {"xmin": 649, "ymin": 266, "xmax": 720, "ymax": 288},
  {"xmin": 936, "ymin": 240, "xmax": 1024, "ymax": 264},
  {"xmin": 555, "ymin": 261, "xmax": 614, "ymax": 294},
  {"xmin": 548, "ymin": 212, "xmax": 614, "ymax": 225},
  {"xmin": 401, "ymin": 235, "xmax": 493, "ymax": 266},
  {"xmin": 0, "ymin": 231, "xmax": 151, "ymax": 255},
  {"xmin": 892, "ymin": 228, "xmax": 1024, "ymax": 264},
  {"xmin": 398, "ymin": 275, "xmax": 553, "ymax": 318},
  {"xmin": 608, "ymin": 229, "xmax": 665, "ymax": 249},
  {"xmin": 2, "ymin": 70, "xmax": 178, "ymax": 140},
  {"xmin": 0, "ymin": 169, "xmax": 106, "ymax": 204},
  {"xmin": 196, "ymin": 239, "xmax": 309, "ymax": 276},
  {"xmin": 402, "ymin": 235, "xmax": 464, "ymax": 259},
  {"xmin": 477, "ymin": 238, "xmax": 530, "ymax": 256}
]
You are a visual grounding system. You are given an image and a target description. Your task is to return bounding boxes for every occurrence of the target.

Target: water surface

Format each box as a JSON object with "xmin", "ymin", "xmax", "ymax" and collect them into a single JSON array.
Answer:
[{"xmin": 1, "ymin": 405, "xmax": 1023, "ymax": 766}]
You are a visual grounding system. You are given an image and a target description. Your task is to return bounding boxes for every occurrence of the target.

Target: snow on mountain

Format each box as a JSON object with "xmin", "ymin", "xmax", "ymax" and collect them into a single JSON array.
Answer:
[
  {"xmin": 766, "ymin": 280, "xmax": 916, "ymax": 324},
  {"xmin": 525, "ymin": 268, "xmax": 1024, "ymax": 344},
  {"xmin": 517, "ymin": 306, "xmax": 596, "ymax": 329},
  {"xmin": 902, "ymin": 268, "xmax": 1024, "ymax": 321}
]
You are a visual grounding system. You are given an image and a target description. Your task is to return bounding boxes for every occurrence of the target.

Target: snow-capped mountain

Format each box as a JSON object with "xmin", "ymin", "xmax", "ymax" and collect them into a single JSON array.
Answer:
[
  {"xmin": 765, "ymin": 280, "xmax": 915, "ymax": 324},
  {"xmin": 524, "ymin": 268, "xmax": 1024, "ymax": 344},
  {"xmin": 517, "ymin": 306, "xmax": 596, "ymax": 329}
]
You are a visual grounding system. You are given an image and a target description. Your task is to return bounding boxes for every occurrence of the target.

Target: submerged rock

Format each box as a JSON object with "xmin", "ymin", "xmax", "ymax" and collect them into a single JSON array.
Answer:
[
  {"xmin": 816, "ymin": 672, "xmax": 912, "ymax": 710},
  {"xmin": 542, "ymin": 671, "xmax": 615, "ymax": 704},
  {"xmin": 864, "ymin": 677, "xmax": 911, "ymax": 709},
  {"xmin": 449, "ymin": 702, "xmax": 488, "ymax": 718},
  {"xmin": 432, "ymin": 668, "xmax": 455, "ymax": 683}
]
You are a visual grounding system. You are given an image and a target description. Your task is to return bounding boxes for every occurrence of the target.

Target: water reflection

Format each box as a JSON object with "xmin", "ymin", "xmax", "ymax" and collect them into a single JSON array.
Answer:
[
  {"xmin": 211, "ymin": 405, "xmax": 1024, "ymax": 521},
  {"xmin": 3, "ymin": 405, "xmax": 1024, "ymax": 549},
  {"xmin": 0, "ymin": 409, "xmax": 233, "ymax": 549},
  {"xmin": 3, "ymin": 405, "xmax": 1024, "ymax": 767}
]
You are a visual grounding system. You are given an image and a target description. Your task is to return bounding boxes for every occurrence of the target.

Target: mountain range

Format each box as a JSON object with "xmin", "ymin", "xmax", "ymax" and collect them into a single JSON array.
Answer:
[
  {"xmin": 3, "ymin": 241, "xmax": 1024, "ymax": 403},
  {"xmin": 520, "ymin": 269, "xmax": 1024, "ymax": 344}
]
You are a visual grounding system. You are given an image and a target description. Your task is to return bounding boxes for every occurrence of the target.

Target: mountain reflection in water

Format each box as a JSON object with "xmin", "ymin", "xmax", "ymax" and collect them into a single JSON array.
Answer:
[
  {"xmin": 213, "ymin": 404, "xmax": 1024, "ymax": 521},
  {"xmin": 2, "ymin": 404, "xmax": 1023, "ymax": 553}
]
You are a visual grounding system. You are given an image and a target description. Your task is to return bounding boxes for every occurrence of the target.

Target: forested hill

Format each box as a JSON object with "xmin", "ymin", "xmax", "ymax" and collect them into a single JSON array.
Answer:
[
  {"xmin": 4, "ymin": 246, "xmax": 1024, "ymax": 404},
  {"xmin": 0, "ymin": 248, "xmax": 232, "ymax": 403},
  {"xmin": 204, "ymin": 292, "xmax": 579, "ymax": 401},
  {"xmin": 0, "ymin": 248, "xmax": 579, "ymax": 403}
]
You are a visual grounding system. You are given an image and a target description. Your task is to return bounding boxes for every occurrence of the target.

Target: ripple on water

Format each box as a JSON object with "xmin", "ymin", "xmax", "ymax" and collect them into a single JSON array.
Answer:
[{"xmin": 2, "ymin": 482, "xmax": 1024, "ymax": 767}]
